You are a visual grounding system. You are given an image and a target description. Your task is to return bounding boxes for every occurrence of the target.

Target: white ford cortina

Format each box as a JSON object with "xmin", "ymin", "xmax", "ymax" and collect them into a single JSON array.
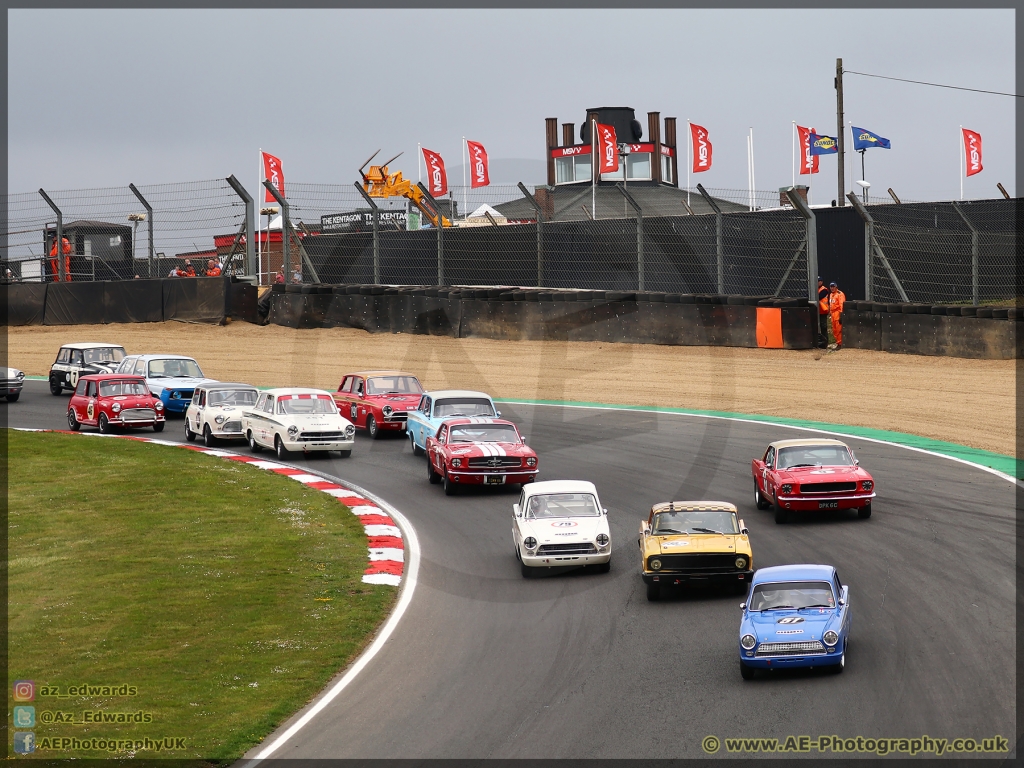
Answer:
[{"xmin": 243, "ymin": 388, "xmax": 355, "ymax": 459}]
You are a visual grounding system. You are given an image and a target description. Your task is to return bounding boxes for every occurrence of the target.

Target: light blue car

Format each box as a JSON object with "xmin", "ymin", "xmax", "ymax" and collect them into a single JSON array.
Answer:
[
  {"xmin": 115, "ymin": 354, "xmax": 208, "ymax": 415},
  {"xmin": 406, "ymin": 389, "xmax": 500, "ymax": 455},
  {"xmin": 739, "ymin": 564, "xmax": 850, "ymax": 679}
]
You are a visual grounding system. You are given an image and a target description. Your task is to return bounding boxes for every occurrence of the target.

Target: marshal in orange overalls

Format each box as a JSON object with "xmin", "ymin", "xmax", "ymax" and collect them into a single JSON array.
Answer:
[
  {"xmin": 50, "ymin": 236, "xmax": 72, "ymax": 281},
  {"xmin": 828, "ymin": 284, "xmax": 846, "ymax": 346}
]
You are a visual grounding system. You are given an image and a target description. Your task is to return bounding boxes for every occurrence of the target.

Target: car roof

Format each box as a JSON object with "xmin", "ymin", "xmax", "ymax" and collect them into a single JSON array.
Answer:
[
  {"xmin": 81, "ymin": 373, "xmax": 145, "ymax": 381},
  {"xmin": 752, "ymin": 564, "xmax": 836, "ymax": 584},
  {"xmin": 524, "ymin": 480, "xmax": 598, "ymax": 497},
  {"xmin": 651, "ymin": 500, "xmax": 737, "ymax": 514},
  {"xmin": 263, "ymin": 387, "xmax": 333, "ymax": 397},
  {"xmin": 770, "ymin": 438, "xmax": 849, "ymax": 450},
  {"xmin": 60, "ymin": 342, "xmax": 125, "ymax": 350},
  {"xmin": 425, "ymin": 389, "xmax": 494, "ymax": 400},
  {"xmin": 346, "ymin": 370, "xmax": 419, "ymax": 378},
  {"xmin": 127, "ymin": 354, "xmax": 199, "ymax": 361},
  {"xmin": 195, "ymin": 381, "xmax": 257, "ymax": 390}
]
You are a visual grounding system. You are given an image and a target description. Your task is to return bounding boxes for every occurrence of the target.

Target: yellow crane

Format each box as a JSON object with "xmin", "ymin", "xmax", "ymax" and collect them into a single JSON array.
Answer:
[{"xmin": 359, "ymin": 150, "xmax": 452, "ymax": 228}]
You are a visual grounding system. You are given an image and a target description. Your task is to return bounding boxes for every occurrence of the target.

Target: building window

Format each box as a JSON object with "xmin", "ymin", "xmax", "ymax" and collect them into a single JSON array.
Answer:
[
  {"xmin": 661, "ymin": 154, "xmax": 673, "ymax": 184},
  {"xmin": 555, "ymin": 154, "xmax": 592, "ymax": 185},
  {"xmin": 600, "ymin": 152, "xmax": 652, "ymax": 182}
]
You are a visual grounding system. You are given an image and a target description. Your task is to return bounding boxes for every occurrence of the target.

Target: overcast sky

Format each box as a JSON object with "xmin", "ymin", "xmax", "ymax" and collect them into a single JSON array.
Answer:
[{"xmin": 8, "ymin": 9, "xmax": 1015, "ymax": 203}]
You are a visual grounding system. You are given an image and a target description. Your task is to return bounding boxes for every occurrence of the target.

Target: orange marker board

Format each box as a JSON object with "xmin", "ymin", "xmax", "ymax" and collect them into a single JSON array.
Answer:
[{"xmin": 756, "ymin": 306, "xmax": 783, "ymax": 348}]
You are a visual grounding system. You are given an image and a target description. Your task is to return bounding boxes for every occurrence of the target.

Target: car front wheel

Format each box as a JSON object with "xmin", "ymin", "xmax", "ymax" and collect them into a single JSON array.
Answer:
[
  {"xmin": 203, "ymin": 425, "xmax": 218, "ymax": 447},
  {"xmin": 593, "ymin": 560, "xmax": 611, "ymax": 574},
  {"xmin": 427, "ymin": 457, "xmax": 441, "ymax": 484},
  {"xmin": 6, "ymin": 393, "xmax": 20, "ymax": 402},
  {"xmin": 754, "ymin": 480, "xmax": 770, "ymax": 509},
  {"xmin": 858, "ymin": 503, "xmax": 872, "ymax": 519},
  {"xmin": 248, "ymin": 431, "xmax": 262, "ymax": 453},
  {"xmin": 49, "ymin": 377, "xmax": 63, "ymax": 396},
  {"xmin": 646, "ymin": 582, "xmax": 661, "ymax": 602},
  {"xmin": 521, "ymin": 561, "xmax": 534, "ymax": 578},
  {"xmin": 184, "ymin": 419, "xmax": 196, "ymax": 442},
  {"xmin": 367, "ymin": 415, "xmax": 379, "ymax": 439},
  {"xmin": 98, "ymin": 413, "xmax": 111, "ymax": 434},
  {"xmin": 67, "ymin": 409, "xmax": 81, "ymax": 431},
  {"xmin": 275, "ymin": 435, "xmax": 289, "ymax": 460},
  {"xmin": 410, "ymin": 431, "xmax": 424, "ymax": 456},
  {"xmin": 152, "ymin": 421, "xmax": 164, "ymax": 433},
  {"xmin": 774, "ymin": 497, "xmax": 787, "ymax": 524},
  {"xmin": 740, "ymin": 660, "xmax": 756, "ymax": 680},
  {"xmin": 443, "ymin": 470, "xmax": 457, "ymax": 496}
]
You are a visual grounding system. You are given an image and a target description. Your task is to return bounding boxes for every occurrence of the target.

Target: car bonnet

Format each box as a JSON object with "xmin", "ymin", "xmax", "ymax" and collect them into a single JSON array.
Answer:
[
  {"xmin": 521, "ymin": 514, "xmax": 606, "ymax": 542},
  {"xmin": 651, "ymin": 532, "xmax": 744, "ymax": 555},
  {"xmin": 746, "ymin": 609, "xmax": 837, "ymax": 641}
]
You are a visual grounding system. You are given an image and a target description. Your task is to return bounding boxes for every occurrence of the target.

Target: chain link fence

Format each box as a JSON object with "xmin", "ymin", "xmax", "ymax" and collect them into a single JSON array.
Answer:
[{"xmin": 3, "ymin": 178, "xmax": 1016, "ymax": 304}]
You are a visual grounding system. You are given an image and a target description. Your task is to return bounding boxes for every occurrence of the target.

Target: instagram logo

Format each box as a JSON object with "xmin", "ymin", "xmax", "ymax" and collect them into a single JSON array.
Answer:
[{"xmin": 12, "ymin": 680, "xmax": 34, "ymax": 702}]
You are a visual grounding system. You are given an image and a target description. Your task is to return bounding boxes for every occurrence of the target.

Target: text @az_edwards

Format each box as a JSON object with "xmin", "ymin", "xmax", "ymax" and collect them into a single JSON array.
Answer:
[{"xmin": 701, "ymin": 734, "xmax": 1010, "ymax": 756}]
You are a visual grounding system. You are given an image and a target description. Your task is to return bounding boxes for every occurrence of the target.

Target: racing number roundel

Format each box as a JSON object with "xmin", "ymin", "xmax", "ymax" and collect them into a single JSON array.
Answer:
[
  {"xmin": 68, "ymin": 369, "xmax": 79, "ymax": 388},
  {"xmin": 87, "ymin": 400, "xmax": 95, "ymax": 420}
]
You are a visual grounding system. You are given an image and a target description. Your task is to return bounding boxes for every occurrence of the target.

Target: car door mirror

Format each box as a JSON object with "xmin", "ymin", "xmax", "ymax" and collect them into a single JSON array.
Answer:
[
  {"xmin": 740, "ymin": 602, "xmax": 746, "ymax": 610},
  {"xmin": 838, "ymin": 599, "xmax": 845, "ymax": 606},
  {"xmin": 495, "ymin": 410, "xmax": 501, "ymax": 417},
  {"xmin": 513, "ymin": 504, "xmax": 521, "ymax": 518},
  {"xmin": 602, "ymin": 507, "xmax": 608, "ymax": 515}
]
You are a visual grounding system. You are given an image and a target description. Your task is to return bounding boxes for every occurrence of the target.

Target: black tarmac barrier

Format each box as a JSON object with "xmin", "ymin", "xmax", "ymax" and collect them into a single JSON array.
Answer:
[
  {"xmin": 162, "ymin": 276, "xmax": 234, "ymax": 324},
  {"xmin": 104, "ymin": 279, "xmax": 163, "ymax": 324},
  {"xmin": 4, "ymin": 283, "xmax": 48, "ymax": 326},
  {"xmin": 43, "ymin": 281, "xmax": 106, "ymax": 325},
  {"xmin": 842, "ymin": 301, "xmax": 1020, "ymax": 359},
  {"xmin": 268, "ymin": 285, "xmax": 818, "ymax": 349}
]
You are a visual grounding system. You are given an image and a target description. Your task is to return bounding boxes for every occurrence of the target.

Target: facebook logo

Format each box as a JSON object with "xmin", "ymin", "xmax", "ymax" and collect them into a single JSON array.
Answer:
[{"xmin": 13, "ymin": 731, "xmax": 35, "ymax": 754}]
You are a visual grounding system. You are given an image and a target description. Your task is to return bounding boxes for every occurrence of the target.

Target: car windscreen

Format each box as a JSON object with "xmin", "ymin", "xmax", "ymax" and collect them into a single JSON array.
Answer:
[
  {"xmin": 527, "ymin": 493, "xmax": 600, "ymax": 518},
  {"xmin": 99, "ymin": 380, "xmax": 148, "ymax": 397},
  {"xmin": 777, "ymin": 445, "xmax": 853, "ymax": 469},
  {"xmin": 208, "ymin": 389, "xmax": 259, "ymax": 407},
  {"xmin": 83, "ymin": 347, "xmax": 126, "ymax": 364},
  {"xmin": 449, "ymin": 424, "xmax": 520, "ymax": 444},
  {"xmin": 276, "ymin": 396, "xmax": 337, "ymax": 415},
  {"xmin": 434, "ymin": 397, "xmax": 495, "ymax": 418},
  {"xmin": 366, "ymin": 376, "xmax": 423, "ymax": 395},
  {"xmin": 749, "ymin": 581, "xmax": 835, "ymax": 611},
  {"xmin": 148, "ymin": 358, "xmax": 204, "ymax": 379},
  {"xmin": 652, "ymin": 510, "xmax": 738, "ymax": 535}
]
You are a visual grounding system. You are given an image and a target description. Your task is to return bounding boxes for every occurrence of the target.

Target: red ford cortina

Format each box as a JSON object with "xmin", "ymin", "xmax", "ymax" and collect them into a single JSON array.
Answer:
[
  {"xmin": 751, "ymin": 438, "xmax": 875, "ymax": 523},
  {"xmin": 426, "ymin": 418, "xmax": 539, "ymax": 496},
  {"xmin": 333, "ymin": 370, "xmax": 424, "ymax": 438},
  {"xmin": 67, "ymin": 373, "xmax": 166, "ymax": 434}
]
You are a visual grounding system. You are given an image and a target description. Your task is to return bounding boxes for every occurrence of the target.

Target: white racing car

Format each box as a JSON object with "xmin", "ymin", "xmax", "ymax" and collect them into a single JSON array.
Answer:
[
  {"xmin": 513, "ymin": 480, "xmax": 612, "ymax": 578},
  {"xmin": 243, "ymin": 387, "xmax": 355, "ymax": 459},
  {"xmin": 185, "ymin": 381, "xmax": 260, "ymax": 446}
]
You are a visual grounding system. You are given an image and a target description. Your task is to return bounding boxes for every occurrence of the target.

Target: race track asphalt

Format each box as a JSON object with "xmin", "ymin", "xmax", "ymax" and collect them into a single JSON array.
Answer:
[{"xmin": 8, "ymin": 380, "xmax": 1017, "ymax": 759}]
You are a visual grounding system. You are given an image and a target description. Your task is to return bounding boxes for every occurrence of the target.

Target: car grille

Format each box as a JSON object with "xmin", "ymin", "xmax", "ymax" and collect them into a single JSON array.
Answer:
[
  {"xmin": 1, "ymin": 379, "xmax": 22, "ymax": 388},
  {"xmin": 756, "ymin": 641, "xmax": 826, "ymax": 656},
  {"xmin": 121, "ymin": 408, "xmax": 156, "ymax": 422},
  {"xmin": 798, "ymin": 482, "xmax": 857, "ymax": 494},
  {"xmin": 299, "ymin": 431, "xmax": 346, "ymax": 441},
  {"xmin": 651, "ymin": 553, "xmax": 743, "ymax": 572},
  {"xmin": 537, "ymin": 543, "xmax": 598, "ymax": 555},
  {"xmin": 467, "ymin": 456, "xmax": 522, "ymax": 468},
  {"xmin": 384, "ymin": 410, "xmax": 408, "ymax": 420},
  {"xmin": 221, "ymin": 420, "xmax": 242, "ymax": 433}
]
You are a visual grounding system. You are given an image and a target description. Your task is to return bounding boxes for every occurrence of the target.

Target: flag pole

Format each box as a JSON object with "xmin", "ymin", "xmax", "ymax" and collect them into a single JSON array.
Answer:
[
  {"xmin": 791, "ymin": 121, "xmax": 796, "ymax": 188},
  {"xmin": 959, "ymin": 126, "xmax": 963, "ymax": 200},
  {"xmin": 591, "ymin": 114, "xmax": 597, "ymax": 220},
  {"xmin": 257, "ymin": 148, "xmax": 262, "ymax": 284},
  {"xmin": 462, "ymin": 136, "xmax": 467, "ymax": 222},
  {"xmin": 418, "ymin": 143, "xmax": 422, "ymax": 184},
  {"xmin": 686, "ymin": 119, "xmax": 691, "ymax": 206},
  {"xmin": 750, "ymin": 127, "xmax": 756, "ymax": 210}
]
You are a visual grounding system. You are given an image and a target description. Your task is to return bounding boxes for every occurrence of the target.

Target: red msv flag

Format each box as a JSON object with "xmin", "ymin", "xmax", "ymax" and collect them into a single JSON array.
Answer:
[
  {"xmin": 262, "ymin": 151, "xmax": 284, "ymax": 202},
  {"xmin": 962, "ymin": 128, "xmax": 983, "ymax": 177},
  {"xmin": 796, "ymin": 125, "xmax": 820, "ymax": 175},
  {"xmin": 467, "ymin": 140, "xmax": 490, "ymax": 188},
  {"xmin": 690, "ymin": 122, "xmax": 712, "ymax": 173},
  {"xmin": 597, "ymin": 123, "xmax": 618, "ymax": 174},
  {"xmin": 421, "ymin": 148, "xmax": 448, "ymax": 196}
]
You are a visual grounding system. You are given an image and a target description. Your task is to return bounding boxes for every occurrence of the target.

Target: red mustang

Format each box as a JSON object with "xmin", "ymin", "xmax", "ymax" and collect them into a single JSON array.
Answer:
[
  {"xmin": 67, "ymin": 374, "xmax": 166, "ymax": 434},
  {"xmin": 333, "ymin": 370, "xmax": 424, "ymax": 438},
  {"xmin": 426, "ymin": 418, "xmax": 539, "ymax": 496},
  {"xmin": 752, "ymin": 438, "xmax": 875, "ymax": 523}
]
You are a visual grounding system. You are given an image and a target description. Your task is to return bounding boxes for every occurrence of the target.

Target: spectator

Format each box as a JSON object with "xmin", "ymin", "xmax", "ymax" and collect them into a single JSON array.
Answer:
[
  {"xmin": 274, "ymin": 271, "xmax": 285, "ymax": 284},
  {"xmin": 168, "ymin": 266, "xmax": 180, "ymax": 277},
  {"xmin": 5, "ymin": 268, "xmax": 17, "ymax": 283},
  {"xmin": 206, "ymin": 259, "xmax": 222, "ymax": 277},
  {"xmin": 816, "ymin": 277, "xmax": 829, "ymax": 348},
  {"xmin": 291, "ymin": 270, "xmax": 302, "ymax": 284},
  {"xmin": 182, "ymin": 259, "xmax": 196, "ymax": 277},
  {"xmin": 134, "ymin": 274, "xmax": 141, "ymax": 279},
  {"xmin": 828, "ymin": 281, "xmax": 846, "ymax": 349},
  {"xmin": 49, "ymin": 234, "xmax": 72, "ymax": 282}
]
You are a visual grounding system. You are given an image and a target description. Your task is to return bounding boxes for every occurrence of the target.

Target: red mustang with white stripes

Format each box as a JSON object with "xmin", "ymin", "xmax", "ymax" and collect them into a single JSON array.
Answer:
[{"xmin": 425, "ymin": 418, "xmax": 539, "ymax": 495}]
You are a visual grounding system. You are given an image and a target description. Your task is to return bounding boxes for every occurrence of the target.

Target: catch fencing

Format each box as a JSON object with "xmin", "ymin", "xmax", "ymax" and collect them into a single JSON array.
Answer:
[{"xmin": 3, "ymin": 178, "xmax": 1017, "ymax": 305}]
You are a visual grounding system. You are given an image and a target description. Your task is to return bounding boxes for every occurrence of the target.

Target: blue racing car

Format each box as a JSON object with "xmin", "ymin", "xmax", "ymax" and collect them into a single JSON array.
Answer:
[{"xmin": 738, "ymin": 564, "xmax": 850, "ymax": 679}]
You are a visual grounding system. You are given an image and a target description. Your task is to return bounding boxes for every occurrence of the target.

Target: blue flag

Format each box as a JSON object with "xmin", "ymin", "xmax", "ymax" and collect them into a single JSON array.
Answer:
[
  {"xmin": 808, "ymin": 133, "xmax": 838, "ymax": 156},
  {"xmin": 852, "ymin": 126, "xmax": 890, "ymax": 150}
]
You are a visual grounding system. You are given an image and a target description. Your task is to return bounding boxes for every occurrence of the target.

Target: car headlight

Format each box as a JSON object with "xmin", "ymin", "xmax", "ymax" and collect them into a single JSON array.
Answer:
[
  {"xmin": 823, "ymin": 630, "xmax": 839, "ymax": 646},
  {"xmin": 451, "ymin": 457, "xmax": 462, "ymax": 468},
  {"xmin": 862, "ymin": 480, "xmax": 873, "ymax": 491},
  {"xmin": 780, "ymin": 483, "xmax": 793, "ymax": 494},
  {"xmin": 214, "ymin": 415, "xmax": 225, "ymax": 424},
  {"xmin": 734, "ymin": 556, "xmax": 748, "ymax": 570},
  {"xmin": 111, "ymin": 403, "xmax": 121, "ymax": 413},
  {"xmin": 170, "ymin": 391, "xmax": 180, "ymax": 399},
  {"xmin": 741, "ymin": 634, "xmax": 757, "ymax": 650},
  {"xmin": 345, "ymin": 425, "xmax": 355, "ymax": 438},
  {"xmin": 596, "ymin": 533, "xmax": 609, "ymax": 547},
  {"xmin": 154, "ymin": 401, "xmax": 164, "ymax": 411},
  {"xmin": 524, "ymin": 537, "xmax": 538, "ymax": 550},
  {"xmin": 649, "ymin": 558, "xmax": 662, "ymax": 571},
  {"xmin": 287, "ymin": 425, "xmax": 299, "ymax": 437},
  {"xmin": 16, "ymin": 372, "xmax": 24, "ymax": 380},
  {"xmin": 382, "ymin": 405, "xmax": 393, "ymax": 417},
  {"xmin": 526, "ymin": 456, "xmax": 537, "ymax": 467}
]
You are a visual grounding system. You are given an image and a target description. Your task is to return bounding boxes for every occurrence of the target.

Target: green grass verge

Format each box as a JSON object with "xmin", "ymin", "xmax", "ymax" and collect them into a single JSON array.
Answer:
[{"xmin": 8, "ymin": 430, "xmax": 395, "ymax": 763}]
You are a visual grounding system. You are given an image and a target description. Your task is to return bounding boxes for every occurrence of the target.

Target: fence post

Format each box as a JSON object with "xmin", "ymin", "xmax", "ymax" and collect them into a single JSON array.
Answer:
[
  {"xmin": 416, "ymin": 182, "xmax": 444, "ymax": 285},
  {"xmin": 128, "ymin": 184, "xmax": 154, "ymax": 278},
  {"xmin": 696, "ymin": 184, "xmax": 724, "ymax": 293},
  {"xmin": 38, "ymin": 189, "xmax": 63, "ymax": 281},
  {"xmin": 783, "ymin": 187, "xmax": 818, "ymax": 303},
  {"xmin": 846, "ymin": 193, "xmax": 909, "ymax": 302},
  {"xmin": 517, "ymin": 182, "xmax": 544, "ymax": 287},
  {"xmin": 225, "ymin": 175, "xmax": 255, "ymax": 278},
  {"xmin": 354, "ymin": 182, "xmax": 380, "ymax": 283},
  {"xmin": 952, "ymin": 202, "xmax": 979, "ymax": 306},
  {"xmin": 617, "ymin": 184, "xmax": 644, "ymax": 290},
  {"xmin": 263, "ymin": 181, "xmax": 289, "ymax": 281}
]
